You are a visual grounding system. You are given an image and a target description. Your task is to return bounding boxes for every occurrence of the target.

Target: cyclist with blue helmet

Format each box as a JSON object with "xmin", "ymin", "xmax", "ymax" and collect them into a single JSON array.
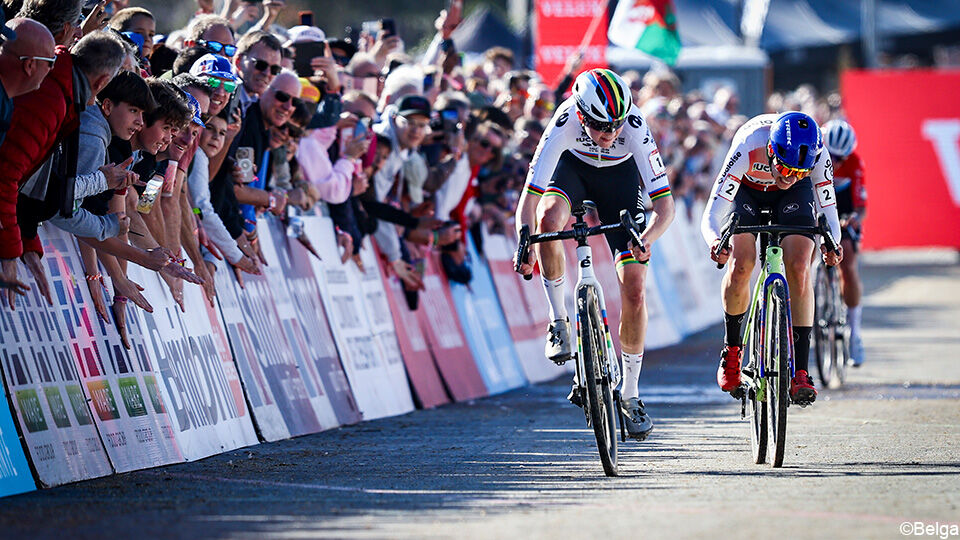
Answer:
[
  {"xmin": 515, "ymin": 68, "xmax": 675, "ymax": 440},
  {"xmin": 701, "ymin": 112, "xmax": 843, "ymax": 404}
]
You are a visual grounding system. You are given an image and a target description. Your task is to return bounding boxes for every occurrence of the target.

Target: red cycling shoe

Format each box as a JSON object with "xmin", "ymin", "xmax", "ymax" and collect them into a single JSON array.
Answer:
[
  {"xmin": 717, "ymin": 346, "xmax": 743, "ymax": 392},
  {"xmin": 790, "ymin": 369, "xmax": 818, "ymax": 404}
]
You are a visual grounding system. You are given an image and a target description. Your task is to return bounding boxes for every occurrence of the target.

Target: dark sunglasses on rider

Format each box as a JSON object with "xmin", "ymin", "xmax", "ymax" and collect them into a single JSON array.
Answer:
[
  {"xmin": 578, "ymin": 110, "xmax": 625, "ymax": 133},
  {"xmin": 206, "ymin": 77, "xmax": 237, "ymax": 93},
  {"xmin": 251, "ymin": 57, "xmax": 282, "ymax": 75},
  {"xmin": 198, "ymin": 39, "xmax": 237, "ymax": 58}
]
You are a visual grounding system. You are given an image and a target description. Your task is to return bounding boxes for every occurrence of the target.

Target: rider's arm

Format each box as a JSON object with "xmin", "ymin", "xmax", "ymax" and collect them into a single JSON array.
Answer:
[
  {"xmin": 812, "ymin": 153, "xmax": 842, "ymax": 241},
  {"xmin": 515, "ymin": 104, "xmax": 572, "ymax": 238},
  {"xmin": 700, "ymin": 141, "xmax": 748, "ymax": 246}
]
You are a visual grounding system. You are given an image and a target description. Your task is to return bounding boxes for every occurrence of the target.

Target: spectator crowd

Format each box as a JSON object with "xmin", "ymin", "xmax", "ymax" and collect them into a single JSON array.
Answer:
[{"xmin": 0, "ymin": 0, "xmax": 851, "ymax": 345}]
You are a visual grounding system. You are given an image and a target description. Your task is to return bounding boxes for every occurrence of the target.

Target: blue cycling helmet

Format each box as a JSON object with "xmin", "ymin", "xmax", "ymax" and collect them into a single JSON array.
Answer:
[{"xmin": 768, "ymin": 111, "xmax": 822, "ymax": 171}]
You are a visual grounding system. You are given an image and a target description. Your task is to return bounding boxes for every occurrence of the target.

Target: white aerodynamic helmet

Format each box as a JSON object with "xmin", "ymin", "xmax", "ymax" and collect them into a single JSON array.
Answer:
[
  {"xmin": 823, "ymin": 119, "xmax": 858, "ymax": 159},
  {"xmin": 572, "ymin": 68, "xmax": 632, "ymax": 132}
]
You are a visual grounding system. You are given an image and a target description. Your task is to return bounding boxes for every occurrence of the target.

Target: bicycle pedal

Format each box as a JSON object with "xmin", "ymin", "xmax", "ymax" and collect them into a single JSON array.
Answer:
[
  {"xmin": 793, "ymin": 398, "xmax": 814, "ymax": 408},
  {"xmin": 729, "ymin": 386, "xmax": 746, "ymax": 400}
]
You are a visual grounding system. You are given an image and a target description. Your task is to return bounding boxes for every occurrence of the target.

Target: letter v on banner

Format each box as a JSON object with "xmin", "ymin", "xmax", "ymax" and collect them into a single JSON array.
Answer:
[{"xmin": 921, "ymin": 119, "xmax": 960, "ymax": 207}]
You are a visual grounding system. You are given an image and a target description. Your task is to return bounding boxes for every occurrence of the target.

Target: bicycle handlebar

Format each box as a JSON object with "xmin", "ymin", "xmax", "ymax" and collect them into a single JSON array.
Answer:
[
  {"xmin": 515, "ymin": 209, "xmax": 646, "ymax": 280},
  {"xmin": 715, "ymin": 213, "xmax": 839, "ymax": 269}
]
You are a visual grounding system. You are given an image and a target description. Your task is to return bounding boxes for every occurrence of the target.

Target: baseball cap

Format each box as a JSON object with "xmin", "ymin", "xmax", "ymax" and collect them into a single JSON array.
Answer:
[
  {"xmin": 1, "ymin": 9, "xmax": 17, "ymax": 42},
  {"xmin": 299, "ymin": 78, "xmax": 320, "ymax": 104},
  {"xmin": 184, "ymin": 92, "xmax": 205, "ymax": 128},
  {"xmin": 190, "ymin": 53, "xmax": 237, "ymax": 81},
  {"xmin": 285, "ymin": 25, "xmax": 325, "ymax": 46},
  {"xmin": 396, "ymin": 95, "xmax": 431, "ymax": 119}
]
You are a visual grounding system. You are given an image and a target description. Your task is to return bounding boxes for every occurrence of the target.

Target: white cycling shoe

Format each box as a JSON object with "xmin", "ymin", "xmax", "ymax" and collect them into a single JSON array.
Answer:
[{"xmin": 545, "ymin": 318, "xmax": 573, "ymax": 364}]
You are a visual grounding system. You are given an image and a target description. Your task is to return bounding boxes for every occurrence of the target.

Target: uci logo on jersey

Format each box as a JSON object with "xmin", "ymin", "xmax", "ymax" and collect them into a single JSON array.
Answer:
[{"xmin": 752, "ymin": 162, "xmax": 771, "ymax": 173}]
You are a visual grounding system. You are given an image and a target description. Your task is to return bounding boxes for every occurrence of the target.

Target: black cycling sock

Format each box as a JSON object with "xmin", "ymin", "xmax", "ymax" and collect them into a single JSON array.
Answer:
[
  {"xmin": 793, "ymin": 326, "xmax": 812, "ymax": 373},
  {"xmin": 724, "ymin": 311, "xmax": 746, "ymax": 347}
]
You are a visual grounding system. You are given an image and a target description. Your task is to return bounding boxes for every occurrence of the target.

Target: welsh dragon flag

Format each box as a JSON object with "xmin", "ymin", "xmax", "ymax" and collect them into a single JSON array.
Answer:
[{"xmin": 608, "ymin": 0, "xmax": 681, "ymax": 65}]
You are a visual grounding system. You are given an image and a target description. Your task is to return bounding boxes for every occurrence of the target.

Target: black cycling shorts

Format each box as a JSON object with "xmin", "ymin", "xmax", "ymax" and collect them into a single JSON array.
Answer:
[
  {"xmin": 732, "ymin": 178, "xmax": 817, "ymax": 238},
  {"xmin": 542, "ymin": 151, "xmax": 645, "ymax": 256}
]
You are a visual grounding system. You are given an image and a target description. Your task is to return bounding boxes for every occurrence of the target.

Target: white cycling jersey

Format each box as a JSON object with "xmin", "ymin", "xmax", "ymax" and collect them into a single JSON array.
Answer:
[
  {"xmin": 700, "ymin": 113, "xmax": 842, "ymax": 245},
  {"xmin": 523, "ymin": 97, "xmax": 672, "ymax": 201}
]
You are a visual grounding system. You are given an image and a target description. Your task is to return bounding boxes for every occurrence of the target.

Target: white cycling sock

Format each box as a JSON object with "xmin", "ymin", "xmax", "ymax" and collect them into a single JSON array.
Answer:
[
  {"xmin": 849, "ymin": 305, "xmax": 862, "ymax": 338},
  {"xmin": 542, "ymin": 274, "xmax": 567, "ymax": 321},
  {"xmin": 620, "ymin": 352, "xmax": 643, "ymax": 400}
]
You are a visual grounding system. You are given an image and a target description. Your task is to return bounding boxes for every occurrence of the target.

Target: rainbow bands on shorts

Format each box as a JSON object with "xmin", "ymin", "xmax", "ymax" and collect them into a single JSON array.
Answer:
[
  {"xmin": 543, "ymin": 186, "xmax": 571, "ymax": 209},
  {"xmin": 649, "ymin": 186, "xmax": 672, "ymax": 201},
  {"xmin": 525, "ymin": 184, "xmax": 545, "ymax": 197},
  {"xmin": 616, "ymin": 250, "xmax": 648, "ymax": 268}
]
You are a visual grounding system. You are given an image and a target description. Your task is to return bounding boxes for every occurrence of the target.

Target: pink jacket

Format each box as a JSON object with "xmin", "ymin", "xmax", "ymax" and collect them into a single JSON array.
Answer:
[{"xmin": 296, "ymin": 127, "xmax": 355, "ymax": 205}]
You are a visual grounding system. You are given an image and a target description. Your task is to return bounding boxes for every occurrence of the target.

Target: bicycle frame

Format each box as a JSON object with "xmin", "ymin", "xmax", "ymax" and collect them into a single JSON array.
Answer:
[
  {"xmin": 740, "ymin": 241, "xmax": 796, "ymax": 383},
  {"xmin": 573, "ymin": 242, "xmax": 622, "ymax": 389}
]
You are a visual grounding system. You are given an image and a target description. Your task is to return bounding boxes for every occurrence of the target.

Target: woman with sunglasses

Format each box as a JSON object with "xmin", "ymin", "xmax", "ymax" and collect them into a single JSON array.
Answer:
[
  {"xmin": 514, "ymin": 68, "xmax": 676, "ymax": 442},
  {"xmin": 702, "ymin": 111, "xmax": 843, "ymax": 405}
]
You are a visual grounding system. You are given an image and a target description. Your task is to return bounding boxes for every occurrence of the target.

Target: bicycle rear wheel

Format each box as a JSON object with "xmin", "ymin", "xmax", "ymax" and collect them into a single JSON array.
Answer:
[
  {"xmin": 766, "ymin": 281, "xmax": 790, "ymax": 468},
  {"xmin": 578, "ymin": 285, "xmax": 618, "ymax": 477},
  {"xmin": 746, "ymin": 304, "xmax": 768, "ymax": 464},
  {"xmin": 813, "ymin": 265, "xmax": 833, "ymax": 387}
]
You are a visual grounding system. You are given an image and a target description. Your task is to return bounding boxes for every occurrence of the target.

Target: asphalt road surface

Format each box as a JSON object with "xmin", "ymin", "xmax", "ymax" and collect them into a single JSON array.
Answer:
[{"xmin": 2, "ymin": 251, "xmax": 959, "ymax": 540}]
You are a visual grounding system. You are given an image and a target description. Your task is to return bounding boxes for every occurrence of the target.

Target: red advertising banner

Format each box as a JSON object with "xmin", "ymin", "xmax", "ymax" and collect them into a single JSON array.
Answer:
[
  {"xmin": 378, "ymin": 258, "xmax": 450, "ymax": 409},
  {"xmin": 535, "ymin": 0, "xmax": 608, "ymax": 88},
  {"xmin": 416, "ymin": 254, "xmax": 487, "ymax": 401},
  {"xmin": 842, "ymin": 70, "xmax": 960, "ymax": 249}
]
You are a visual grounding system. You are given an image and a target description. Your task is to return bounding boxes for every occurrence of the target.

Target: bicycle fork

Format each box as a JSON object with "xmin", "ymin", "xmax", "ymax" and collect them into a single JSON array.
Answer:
[
  {"xmin": 738, "ymin": 247, "xmax": 796, "ymax": 415},
  {"xmin": 572, "ymin": 243, "xmax": 625, "ymax": 439}
]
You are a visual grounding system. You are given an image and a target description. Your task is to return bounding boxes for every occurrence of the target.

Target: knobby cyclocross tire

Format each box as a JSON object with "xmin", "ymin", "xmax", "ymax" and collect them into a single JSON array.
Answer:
[
  {"xmin": 813, "ymin": 265, "xmax": 833, "ymax": 387},
  {"xmin": 578, "ymin": 285, "xmax": 618, "ymax": 477},
  {"xmin": 833, "ymin": 272, "xmax": 850, "ymax": 386},
  {"xmin": 767, "ymin": 281, "xmax": 790, "ymax": 468},
  {"xmin": 747, "ymin": 297, "xmax": 768, "ymax": 464}
]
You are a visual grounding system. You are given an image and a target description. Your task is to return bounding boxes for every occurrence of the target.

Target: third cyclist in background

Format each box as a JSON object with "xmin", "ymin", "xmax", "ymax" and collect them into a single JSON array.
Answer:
[{"xmin": 823, "ymin": 119, "xmax": 867, "ymax": 366}]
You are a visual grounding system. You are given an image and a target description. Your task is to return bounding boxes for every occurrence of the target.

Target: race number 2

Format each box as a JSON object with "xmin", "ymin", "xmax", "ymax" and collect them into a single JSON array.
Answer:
[
  {"xmin": 815, "ymin": 180, "xmax": 836, "ymax": 207},
  {"xmin": 717, "ymin": 174, "xmax": 740, "ymax": 202}
]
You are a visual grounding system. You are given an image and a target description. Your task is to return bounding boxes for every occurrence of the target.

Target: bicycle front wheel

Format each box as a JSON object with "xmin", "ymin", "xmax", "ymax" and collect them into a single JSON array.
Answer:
[
  {"xmin": 578, "ymin": 285, "xmax": 618, "ymax": 477},
  {"xmin": 766, "ymin": 281, "xmax": 790, "ymax": 468}
]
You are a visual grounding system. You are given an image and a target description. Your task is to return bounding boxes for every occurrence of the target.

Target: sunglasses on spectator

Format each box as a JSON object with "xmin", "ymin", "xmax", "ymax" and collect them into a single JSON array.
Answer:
[
  {"xmin": 250, "ymin": 58, "xmax": 282, "ymax": 75},
  {"xmin": 332, "ymin": 54, "xmax": 350, "ymax": 66},
  {"xmin": 283, "ymin": 123, "xmax": 304, "ymax": 138},
  {"xmin": 19, "ymin": 55, "xmax": 56, "ymax": 68},
  {"xmin": 273, "ymin": 90, "xmax": 302, "ymax": 106},
  {"xmin": 206, "ymin": 77, "xmax": 237, "ymax": 93},
  {"xmin": 477, "ymin": 138, "xmax": 501, "ymax": 152},
  {"xmin": 199, "ymin": 39, "xmax": 237, "ymax": 58}
]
